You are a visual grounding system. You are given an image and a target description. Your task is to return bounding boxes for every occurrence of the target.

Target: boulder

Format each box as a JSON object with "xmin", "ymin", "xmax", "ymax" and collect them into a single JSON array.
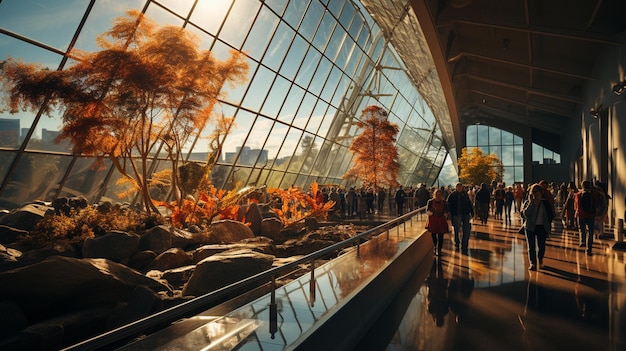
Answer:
[
  {"xmin": 245, "ymin": 202, "xmax": 263, "ymax": 236},
  {"xmin": 0, "ymin": 256, "xmax": 171, "ymax": 321},
  {"xmin": 0, "ymin": 224, "xmax": 28, "ymax": 244},
  {"xmin": 182, "ymin": 249, "xmax": 275, "ymax": 297},
  {"xmin": 105, "ymin": 286, "xmax": 163, "ymax": 329},
  {"xmin": 127, "ymin": 250, "xmax": 157, "ymax": 271},
  {"xmin": 0, "ymin": 204, "xmax": 53, "ymax": 232},
  {"xmin": 161, "ymin": 265, "xmax": 196, "ymax": 288},
  {"xmin": 260, "ymin": 218, "xmax": 286, "ymax": 242},
  {"xmin": 205, "ymin": 220, "xmax": 255, "ymax": 244},
  {"xmin": 0, "ymin": 244, "xmax": 22, "ymax": 272},
  {"xmin": 138, "ymin": 225, "xmax": 173, "ymax": 254},
  {"xmin": 82, "ymin": 231, "xmax": 140, "ymax": 261},
  {"xmin": 191, "ymin": 238, "xmax": 276, "ymax": 264},
  {"xmin": 146, "ymin": 248, "xmax": 191, "ymax": 271}
]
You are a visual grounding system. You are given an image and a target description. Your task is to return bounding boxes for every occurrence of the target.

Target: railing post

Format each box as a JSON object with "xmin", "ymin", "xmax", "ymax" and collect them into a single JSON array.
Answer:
[
  {"xmin": 356, "ymin": 238, "xmax": 361, "ymax": 257},
  {"xmin": 269, "ymin": 275, "xmax": 277, "ymax": 339},
  {"xmin": 309, "ymin": 259, "xmax": 316, "ymax": 307}
]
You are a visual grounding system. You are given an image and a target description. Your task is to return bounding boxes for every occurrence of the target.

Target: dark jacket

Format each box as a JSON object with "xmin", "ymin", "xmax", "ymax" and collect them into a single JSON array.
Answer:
[{"xmin": 447, "ymin": 190, "xmax": 474, "ymax": 217}]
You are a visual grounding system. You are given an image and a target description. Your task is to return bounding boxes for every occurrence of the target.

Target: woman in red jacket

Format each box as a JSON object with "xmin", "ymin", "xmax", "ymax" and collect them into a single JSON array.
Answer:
[{"xmin": 426, "ymin": 189, "xmax": 450, "ymax": 256}]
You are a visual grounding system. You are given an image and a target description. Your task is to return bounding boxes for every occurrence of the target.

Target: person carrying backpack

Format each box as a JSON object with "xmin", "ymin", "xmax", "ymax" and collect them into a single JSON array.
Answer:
[{"xmin": 574, "ymin": 180, "xmax": 599, "ymax": 256}]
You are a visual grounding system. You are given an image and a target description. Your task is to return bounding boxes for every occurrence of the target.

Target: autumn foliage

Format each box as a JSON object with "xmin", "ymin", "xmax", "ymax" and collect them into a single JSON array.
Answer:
[
  {"xmin": 267, "ymin": 182, "xmax": 335, "ymax": 229},
  {"xmin": 457, "ymin": 147, "xmax": 504, "ymax": 185},
  {"xmin": 0, "ymin": 10, "xmax": 248, "ymax": 215},
  {"xmin": 343, "ymin": 105, "xmax": 400, "ymax": 189}
]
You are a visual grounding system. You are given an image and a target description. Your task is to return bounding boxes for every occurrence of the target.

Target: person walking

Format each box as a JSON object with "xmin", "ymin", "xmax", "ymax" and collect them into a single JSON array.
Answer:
[
  {"xmin": 416, "ymin": 183, "xmax": 431, "ymax": 218},
  {"xmin": 504, "ymin": 185, "xmax": 515, "ymax": 226},
  {"xmin": 395, "ymin": 185, "xmax": 407, "ymax": 216},
  {"xmin": 521, "ymin": 183, "xmax": 554, "ymax": 271},
  {"xmin": 475, "ymin": 182, "xmax": 491, "ymax": 224},
  {"xmin": 426, "ymin": 189, "xmax": 449, "ymax": 256},
  {"xmin": 447, "ymin": 183, "xmax": 473, "ymax": 254},
  {"xmin": 562, "ymin": 181, "xmax": 578, "ymax": 230},
  {"xmin": 574, "ymin": 180, "xmax": 599, "ymax": 256},
  {"xmin": 514, "ymin": 183, "xmax": 525, "ymax": 212}
]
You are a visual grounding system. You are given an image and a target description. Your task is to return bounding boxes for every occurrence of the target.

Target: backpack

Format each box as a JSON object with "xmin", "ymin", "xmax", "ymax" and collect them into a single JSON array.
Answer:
[{"xmin": 578, "ymin": 190, "xmax": 595, "ymax": 215}]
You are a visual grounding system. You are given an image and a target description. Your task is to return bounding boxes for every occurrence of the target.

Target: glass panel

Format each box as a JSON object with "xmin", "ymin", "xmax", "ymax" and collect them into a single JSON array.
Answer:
[
  {"xmin": 144, "ymin": 3, "xmax": 185, "ymax": 27},
  {"xmin": 309, "ymin": 57, "xmax": 332, "ymax": 95},
  {"xmin": 300, "ymin": 0, "xmax": 323, "ymax": 42},
  {"xmin": 292, "ymin": 93, "xmax": 317, "ymax": 129},
  {"xmin": 242, "ymin": 66, "xmax": 275, "ymax": 112},
  {"xmin": 265, "ymin": 170, "xmax": 284, "ymax": 188},
  {"xmin": 280, "ymin": 35, "xmax": 308, "ymax": 80},
  {"xmin": 338, "ymin": 1, "xmax": 355, "ymax": 28},
  {"xmin": 61, "ymin": 157, "xmax": 112, "ymax": 202},
  {"xmin": 532, "ymin": 143, "xmax": 543, "ymax": 163},
  {"xmin": 476, "ymin": 125, "xmax": 489, "ymax": 146},
  {"xmin": 264, "ymin": 0, "xmax": 288, "ymax": 15},
  {"xmin": 3, "ymin": 153, "xmax": 72, "ymax": 205},
  {"xmin": 325, "ymin": 25, "xmax": 346, "ymax": 61},
  {"xmin": 466, "ymin": 125, "xmax": 477, "ymax": 146},
  {"xmin": 312, "ymin": 11, "xmax": 335, "ymax": 51},
  {"xmin": 219, "ymin": 0, "xmax": 260, "ymax": 49},
  {"xmin": 295, "ymin": 47, "xmax": 321, "ymax": 89},
  {"xmin": 321, "ymin": 66, "xmax": 342, "ymax": 103},
  {"xmin": 277, "ymin": 85, "xmax": 305, "ymax": 125},
  {"xmin": 190, "ymin": 0, "xmax": 233, "ymax": 36},
  {"xmin": 0, "ymin": 0, "xmax": 90, "ymax": 52},
  {"xmin": 155, "ymin": 0, "xmax": 195, "ymax": 18},
  {"xmin": 264, "ymin": 22, "xmax": 295, "ymax": 71},
  {"xmin": 283, "ymin": 0, "xmax": 309, "ymax": 29},
  {"xmin": 223, "ymin": 55, "xmax": 256, "ymax": 105},
  {"xmin": 277, "ymin": 128, "xmax": 303, "ymax": 168},
  {"xmin": 502, "ymin": 130, "xmax": 513, "ymax": 145},
  {"xmin": 501, "ymin": 145, "xmax": 514, "ymax": 166},
  {"xmin": 26, "ymin": 126, "xmax": 72, "ymax": 153},
  {"xmin": 489, "ymin": 126, "xmax": 501, "ymax": 145},
  {"xmin": 263, "ymin": 121, "xmax": 289, "ymax": 164},
  {"xmin": 307, "ymin": 100, "xmax": 329, "ymax": 133},
  {"xmin": 243, "ymin": 6, "xmax": 280, "ymax": 61},
  {"xmin": 222, "ymin": 110, "xmax": 258, "ymax": 164},
  {"xmin": 261, "ymin": 75, "xmax": 291, "ymax": 118}
]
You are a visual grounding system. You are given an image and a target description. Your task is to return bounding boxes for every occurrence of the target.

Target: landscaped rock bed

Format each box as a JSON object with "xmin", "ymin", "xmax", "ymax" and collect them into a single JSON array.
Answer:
[{"xmin": 0, "ymin": 197, "xmax": 372, "ymax": 351}]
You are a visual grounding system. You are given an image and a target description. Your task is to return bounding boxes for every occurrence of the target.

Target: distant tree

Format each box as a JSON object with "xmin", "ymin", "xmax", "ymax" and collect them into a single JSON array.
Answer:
[
  {"xmin": 457, "ymin": 147, "xmax": 504, "ymax": 185},
  {"xmin": 343, "ymin": 105, "xmax": 400, "ymax": 189},
  {"xmin": 0, "ymin": 9, "xmax": 248, "ymax": 215}
]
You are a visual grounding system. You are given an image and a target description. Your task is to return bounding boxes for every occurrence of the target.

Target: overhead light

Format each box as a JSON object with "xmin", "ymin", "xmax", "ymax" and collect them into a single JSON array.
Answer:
[
  {"xmin": 590, "ymin": 104, "xmax": 603, "ymax": 119},
  {"xmin": 613, "ymin": 81, "xmax": 626, "ymax": 95}
]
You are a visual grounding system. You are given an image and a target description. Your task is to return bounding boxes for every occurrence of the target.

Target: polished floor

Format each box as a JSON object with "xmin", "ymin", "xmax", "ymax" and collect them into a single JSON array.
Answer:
[{"xmin": 378, "ymin": 213, "xmax": 626, "ymax": 351}]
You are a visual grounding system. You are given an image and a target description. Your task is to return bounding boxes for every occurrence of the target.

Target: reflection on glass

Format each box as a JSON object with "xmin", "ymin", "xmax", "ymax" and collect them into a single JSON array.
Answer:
[
  {"xmin": 280, "ymin": 35, "xmax": 308, "ymax": 80},
  {"xmin": 190, "ymin": 0, "xmax": 232, "ymax": 36},
  {"xmin": 261, "ymin": 76, "xmax": 291, "ymax": 118},
  {"xmin": 242, "ymin": 66, "xmax": 275, "ymax": 111},
  {"xmin": 243, "ymin": 7, "xmax": 280, "ymax": 61},
  {"xmin": 3, "ymin": 153, "xmax": 71, "ymax": 205},
  {"xmin": 219, "ymin": 0, "xmax": 260, "ymax": 49}
]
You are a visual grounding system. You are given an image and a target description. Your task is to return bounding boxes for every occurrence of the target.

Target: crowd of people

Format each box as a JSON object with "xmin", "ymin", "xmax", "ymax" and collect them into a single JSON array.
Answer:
[{"xmin": 314, "ymin": 178, "xmax": 611, "ymax": 271}]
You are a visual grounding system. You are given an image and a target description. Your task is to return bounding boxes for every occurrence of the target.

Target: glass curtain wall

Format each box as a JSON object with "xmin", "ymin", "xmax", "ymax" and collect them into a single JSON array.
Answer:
[
  {"xmin": 465, "ymin": 124, "xmax": 524, "ymax": 185},
  {"xmin": 0, "ymin": 0, "xmax": 449, "ymax": 209}
]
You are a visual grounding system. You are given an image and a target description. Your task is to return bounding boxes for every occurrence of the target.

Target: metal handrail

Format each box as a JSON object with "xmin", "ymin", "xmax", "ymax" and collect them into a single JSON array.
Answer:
[{"xmin": 62, "ymin": 207, "xmax": 425, "ymax": 351}]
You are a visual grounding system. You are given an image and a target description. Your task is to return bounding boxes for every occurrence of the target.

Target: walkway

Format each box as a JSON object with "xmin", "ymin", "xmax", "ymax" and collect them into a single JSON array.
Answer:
[{"xmin": 371, "ymin": 213, "xmax": 626, "ymax": 351}]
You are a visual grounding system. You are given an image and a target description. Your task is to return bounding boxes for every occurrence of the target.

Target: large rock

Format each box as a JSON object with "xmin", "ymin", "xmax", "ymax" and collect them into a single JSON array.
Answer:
[
  {"xmin": 191, "ymin": 238, "xmax": 276, "ymax": 264},
  {"xmin": 244, "ymin": 202, "xmax": 263, "ymax": 236},
  {"xmin": 0, "ymin": 256, "xmax": 171, "ymax": 321},
  {"xmin": 82, "ymin": 231, "xmax": 140, "ymax": 261},
  {"xmin": 138, "ymin": 225, "xmax": 173, "ymax": 254},
  {"xmin": 205, "ymin": 220, "xmax": 255, "ymax": 244},
  {"xmin": 0, "ymin": 224, "xmax": 28, "ymax": 244},
  {"xmin": 0, "ymin": 204, "xmax": 53, "ymax": 232},
  {"xmin": 182, "ymin": 249, "xmax": 275, "ymax": 297},
  {"xmin": 146, "ymin": 248, "xmax": 191, "ymax": 271}
]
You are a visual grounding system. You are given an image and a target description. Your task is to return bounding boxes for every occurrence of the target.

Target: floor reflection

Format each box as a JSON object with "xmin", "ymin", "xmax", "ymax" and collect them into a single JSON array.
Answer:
[{"xmin": 382, "ymin": 216, "xmax": 626, "ymax": 351}]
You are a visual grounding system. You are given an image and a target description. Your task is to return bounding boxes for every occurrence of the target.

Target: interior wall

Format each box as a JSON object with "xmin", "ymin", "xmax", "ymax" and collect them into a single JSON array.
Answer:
[{"xmin": 582, "ymin": 32, "xmax": 626, "ymax": 228}]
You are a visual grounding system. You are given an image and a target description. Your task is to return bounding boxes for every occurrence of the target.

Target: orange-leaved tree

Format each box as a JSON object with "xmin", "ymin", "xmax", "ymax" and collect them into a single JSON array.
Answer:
[
  {"xmin": 343, "ymin": 105, "xmax": 400, "ymax": 189},
  {"xmin": 267, "ymin": 182, "xmax": 335, "ymax": 229},
  {"xmin": 0, "ymin": 9, "xmax": 248, "ymax": 215},
  {"xmin": 457, "ymin": 147, "xmax": 504, "ymax": 185}
]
